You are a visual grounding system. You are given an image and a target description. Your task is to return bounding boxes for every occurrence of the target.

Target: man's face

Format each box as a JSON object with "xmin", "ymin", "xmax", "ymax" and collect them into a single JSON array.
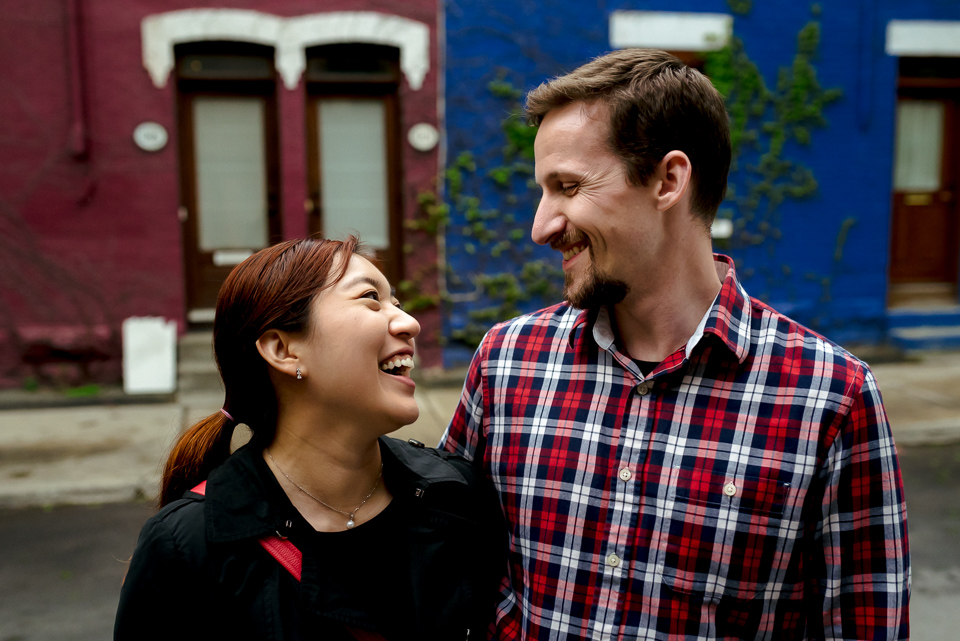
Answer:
[{"xmin": 532, "ymin": 101, "xmax": 665, "ymax": 309}]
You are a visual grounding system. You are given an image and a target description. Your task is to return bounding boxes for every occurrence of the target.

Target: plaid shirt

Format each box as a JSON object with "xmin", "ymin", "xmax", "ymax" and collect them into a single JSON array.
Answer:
[{"xmin": 440, "ymin": 255, "xmax": 909, "ymax": 640}]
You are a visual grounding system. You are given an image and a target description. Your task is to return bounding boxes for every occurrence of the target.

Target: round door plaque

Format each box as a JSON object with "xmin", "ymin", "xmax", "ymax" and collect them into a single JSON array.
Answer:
[
  {"xmin": 133, "ymin": 122, "xmax": 168, "ymax": 152},
  {"xmin": 407, "ymin": 123, "xmax": 439, "ymax": 152}
]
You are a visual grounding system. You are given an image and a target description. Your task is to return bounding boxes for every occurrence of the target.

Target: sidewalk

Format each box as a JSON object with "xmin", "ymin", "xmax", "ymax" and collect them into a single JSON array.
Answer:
[{"xmin": 0, "ymin": 351, "xmax": 957, "ymax": 508}]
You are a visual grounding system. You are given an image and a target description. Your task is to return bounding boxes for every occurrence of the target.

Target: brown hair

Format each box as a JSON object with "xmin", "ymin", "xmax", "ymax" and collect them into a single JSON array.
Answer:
[
  {"xmin": 525, "ymin": 49, "xmax": 731, "ymax": 227},
  {"xmin": 158, "ymin": 236, "xmax": 361, "ymax": 507}
]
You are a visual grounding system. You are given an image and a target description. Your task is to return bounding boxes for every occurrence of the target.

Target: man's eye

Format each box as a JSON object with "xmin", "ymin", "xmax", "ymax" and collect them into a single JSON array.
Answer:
[{"xmin": 561, "ymin": 183, "xmax": 579, "ymax": 195}]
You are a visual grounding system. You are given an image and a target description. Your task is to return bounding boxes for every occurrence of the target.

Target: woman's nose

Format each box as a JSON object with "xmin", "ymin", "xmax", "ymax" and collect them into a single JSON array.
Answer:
[{"xmin": 391, "ymin": 307, "xmax": 421, "ymax": 339}]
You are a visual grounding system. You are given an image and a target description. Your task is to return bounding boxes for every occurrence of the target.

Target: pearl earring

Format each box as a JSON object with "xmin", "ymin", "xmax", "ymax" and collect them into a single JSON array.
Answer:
[{"xmin": 296, "ymin": 368, "xmax": 302, "ymax": 380}]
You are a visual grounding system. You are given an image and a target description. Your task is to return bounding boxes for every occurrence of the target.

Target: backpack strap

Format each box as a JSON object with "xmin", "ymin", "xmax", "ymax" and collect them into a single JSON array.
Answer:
[
  {"xmin": 189, "ymin": 482, "xmax": 384, "ymax": 640},
  {"xmin": 191, "ymin": 482, "xmax": 302, "ymax": 580}
]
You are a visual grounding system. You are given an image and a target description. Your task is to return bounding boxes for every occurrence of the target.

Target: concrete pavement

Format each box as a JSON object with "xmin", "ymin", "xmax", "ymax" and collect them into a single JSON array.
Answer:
[{"xmin": 0, "ymin": 350, "xmax": 959, "ymax": 508}]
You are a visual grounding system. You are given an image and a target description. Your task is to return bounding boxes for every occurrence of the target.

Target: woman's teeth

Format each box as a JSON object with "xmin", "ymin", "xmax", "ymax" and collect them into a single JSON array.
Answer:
[
  {"xmin": 563, "ymin": 245, "xmax": 586, "ymax": 260},
  {"xmin": 380, "ymin": 357, "xmax": 415, "ymax": 373}
]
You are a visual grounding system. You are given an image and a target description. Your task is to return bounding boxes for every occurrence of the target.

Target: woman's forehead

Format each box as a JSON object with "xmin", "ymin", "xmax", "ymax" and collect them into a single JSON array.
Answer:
[{"xmin": 332, "ymin": 254, "xmax": 391, "ymax": 293}]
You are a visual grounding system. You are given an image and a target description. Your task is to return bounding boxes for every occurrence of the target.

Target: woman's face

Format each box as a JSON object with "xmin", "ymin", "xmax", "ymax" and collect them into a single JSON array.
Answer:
[{"xmin": 298, "ymin": 254, "xmax": 421, "ymax": 431}]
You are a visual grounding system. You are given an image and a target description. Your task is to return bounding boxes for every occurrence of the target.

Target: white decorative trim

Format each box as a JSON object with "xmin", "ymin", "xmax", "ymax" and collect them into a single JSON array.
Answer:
[
  {"xmin": 141, "ymin": 9, "xmax": 430, "ymax": 90},
  {"xmin": 886, "ymin": 20, "xmax": 960, "ymax": 57},
  {"xmin": 610, "ymin": 11, "xmax": 732, "ymax": 52},
  {"xmin": 282, "ymin": 13, "xmax": 430, "ymax": 90}
]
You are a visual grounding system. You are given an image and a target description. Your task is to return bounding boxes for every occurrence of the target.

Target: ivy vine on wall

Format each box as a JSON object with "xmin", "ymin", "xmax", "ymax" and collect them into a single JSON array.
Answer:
[{"xmin": 706, "ymin": 8, "xmax": 844, "ymax": 306}]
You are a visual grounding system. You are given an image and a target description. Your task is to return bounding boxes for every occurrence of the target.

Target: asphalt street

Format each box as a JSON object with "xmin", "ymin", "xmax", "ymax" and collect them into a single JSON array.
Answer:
[{"xmin": 0, "ymin": 443, "xmax": 957, "ymax": 641}]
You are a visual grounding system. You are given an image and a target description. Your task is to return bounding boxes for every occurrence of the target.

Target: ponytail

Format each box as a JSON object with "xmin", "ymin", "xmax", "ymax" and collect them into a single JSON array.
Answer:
[{"xmin": 159, "ymin": 411, "xmax": 235, "ymax": 507}]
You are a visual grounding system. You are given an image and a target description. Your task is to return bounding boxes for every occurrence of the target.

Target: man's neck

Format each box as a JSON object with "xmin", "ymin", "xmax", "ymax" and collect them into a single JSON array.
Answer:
[{"xmin": 612, "ymin": 250, "xmax": 722, "ymax": 363}]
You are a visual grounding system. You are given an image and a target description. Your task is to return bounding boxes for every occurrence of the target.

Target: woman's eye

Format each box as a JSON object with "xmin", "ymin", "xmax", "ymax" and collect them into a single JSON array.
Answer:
[
  {"xmin": 361, "ymin": 290, "xmax": 381, "ymax": 302},
  {"xmin": 393, "ymin": 300, "xmax": 405, "ymax": 311}
]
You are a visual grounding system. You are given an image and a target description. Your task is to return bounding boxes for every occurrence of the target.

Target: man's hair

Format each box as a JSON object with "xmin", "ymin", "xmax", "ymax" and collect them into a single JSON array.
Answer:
[{"xmin": 526, "ymin": 49, "xmax": 731, "ymax": 227}]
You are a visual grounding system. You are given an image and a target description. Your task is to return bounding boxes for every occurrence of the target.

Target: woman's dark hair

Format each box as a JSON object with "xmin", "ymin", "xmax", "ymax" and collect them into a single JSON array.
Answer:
[{"xmin": 159, "ymin": 236, "xmax": 361, "ymax": 507}]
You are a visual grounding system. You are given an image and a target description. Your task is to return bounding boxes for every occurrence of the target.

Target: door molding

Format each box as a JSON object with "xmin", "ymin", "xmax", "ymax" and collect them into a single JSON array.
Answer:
[{"xmin": 141, "ymin": 10, "xmax": 430, "ymax": 90}]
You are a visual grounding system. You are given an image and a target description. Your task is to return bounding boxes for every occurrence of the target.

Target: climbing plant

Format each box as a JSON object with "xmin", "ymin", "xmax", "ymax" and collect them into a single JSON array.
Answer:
[
  {"xmin": 705, "ymin": 10, "xmax": 843, "ymax": 302},
  {"xmin": 401, "ymin": 71, "xmax": 563, "ymax": 349}
]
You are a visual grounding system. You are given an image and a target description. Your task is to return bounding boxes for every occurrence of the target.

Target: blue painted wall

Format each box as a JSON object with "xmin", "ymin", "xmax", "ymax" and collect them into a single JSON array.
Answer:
[{"xmin": 440, "ymin": 0, "xmax": 960, "ymax": 366}]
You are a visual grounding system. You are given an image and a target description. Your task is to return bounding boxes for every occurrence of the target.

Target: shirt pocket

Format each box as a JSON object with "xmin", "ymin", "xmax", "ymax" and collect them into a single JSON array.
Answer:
[{"xmin": 649, "ymin": 465, "xmax": 791, "ymax": 602}]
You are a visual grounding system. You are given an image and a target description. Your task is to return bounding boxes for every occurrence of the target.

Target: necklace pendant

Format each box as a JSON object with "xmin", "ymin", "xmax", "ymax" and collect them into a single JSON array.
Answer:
[{"xmin": 346, "ymin": 519, "xmax": 356, "ymax": 529}]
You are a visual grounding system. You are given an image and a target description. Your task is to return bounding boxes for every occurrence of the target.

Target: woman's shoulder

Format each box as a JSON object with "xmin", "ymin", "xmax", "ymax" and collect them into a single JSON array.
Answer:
[
  {"xmin": 382, "ymin": 436, "xmax": 483, "ymax": 487},
  {"xmin": 135, "ymin": 493, "xmax": 208, "ymax": 563}
]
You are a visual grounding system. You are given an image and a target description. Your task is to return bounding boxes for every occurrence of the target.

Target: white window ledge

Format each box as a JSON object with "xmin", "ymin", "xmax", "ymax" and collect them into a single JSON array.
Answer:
[
  {"xmin": 886, "ymin": 20, "xmax": 960, "ymax": 57},
  {"xmin": 142, "ymin": 9, "xmax": 430, "ymax": 90},
  {"xmin": 610, "ymin": 11, "xmax": 732, "ymax": 52}
]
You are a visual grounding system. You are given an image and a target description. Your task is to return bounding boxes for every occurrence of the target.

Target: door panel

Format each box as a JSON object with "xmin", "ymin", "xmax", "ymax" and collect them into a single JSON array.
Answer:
[
  {"xmin": 194, "ymin": 97, "xmax": 269, "ymax": 251},
  {"xmin": 316, "ymin": 98, "xmax": 391, "ymax": 249}
]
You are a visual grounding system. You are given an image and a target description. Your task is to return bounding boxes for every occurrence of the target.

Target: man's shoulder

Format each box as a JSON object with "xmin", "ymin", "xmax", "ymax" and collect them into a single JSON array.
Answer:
[
  {"xmin": 484, "ymin": 301, "xmax": 580, "ymax": 341},
  {"xmin": 745, "ymin": 295, "xmax": 868, "ymax": 383}
]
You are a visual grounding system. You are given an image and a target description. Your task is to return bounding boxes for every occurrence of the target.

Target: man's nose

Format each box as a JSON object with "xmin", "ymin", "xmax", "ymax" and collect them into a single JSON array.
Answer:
[{"xmin": 531, "ymin": 195, "xmax": 565, "ymax": 246}]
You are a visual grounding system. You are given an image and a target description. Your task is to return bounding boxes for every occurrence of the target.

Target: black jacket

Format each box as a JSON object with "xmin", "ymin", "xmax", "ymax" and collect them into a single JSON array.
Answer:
[{"xmin": 114, "ymin": 437, "xmax": 505, "ymax": 641}]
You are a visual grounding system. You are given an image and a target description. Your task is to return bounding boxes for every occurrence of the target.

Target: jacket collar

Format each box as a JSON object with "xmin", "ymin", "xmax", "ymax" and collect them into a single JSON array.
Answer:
[{"xmin": 203, "ymin": 436, "xmax": 468, "ymax": 544}]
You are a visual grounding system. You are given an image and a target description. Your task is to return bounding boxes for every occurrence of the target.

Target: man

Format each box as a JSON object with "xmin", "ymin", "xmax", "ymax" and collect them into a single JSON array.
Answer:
[{"xmin": 440, "ymin": 49, "xmax": 909, "ymax": 640}]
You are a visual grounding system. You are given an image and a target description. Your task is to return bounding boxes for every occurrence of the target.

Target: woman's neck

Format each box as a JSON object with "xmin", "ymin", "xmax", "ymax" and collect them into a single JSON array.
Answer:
[{"xmin": 264, "ymin": 417, "xmax": 390, "ymax": 532}]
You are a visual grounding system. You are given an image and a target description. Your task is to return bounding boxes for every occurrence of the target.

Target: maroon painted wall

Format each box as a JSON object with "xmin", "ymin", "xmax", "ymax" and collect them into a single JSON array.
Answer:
[{"xmin": 0, "ymin": 0, "xmax": 441, "ymax": 387}]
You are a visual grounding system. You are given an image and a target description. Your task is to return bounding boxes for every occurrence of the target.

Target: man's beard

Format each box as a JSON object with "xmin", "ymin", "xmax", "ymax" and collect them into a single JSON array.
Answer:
[{"xmin": 565, "ymin": 262, "xmax": 629, "ymax": 310}]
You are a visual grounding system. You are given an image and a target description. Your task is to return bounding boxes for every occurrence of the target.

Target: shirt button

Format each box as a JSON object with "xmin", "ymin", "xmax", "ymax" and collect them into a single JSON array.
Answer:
[
  {"xmin": 723, "ymin": 482, "xmax": 737, "ymax": 496},
  {"xmin": 606, "ymin": 553, "xmax": 621, "ymax": 567},
  {"xmin": 636, "ymin": 382, "xmax": 651, "ymax": 396},
  {"xmin": 618, "ymin": 468, "xmax": 632, "ymax": 481}
]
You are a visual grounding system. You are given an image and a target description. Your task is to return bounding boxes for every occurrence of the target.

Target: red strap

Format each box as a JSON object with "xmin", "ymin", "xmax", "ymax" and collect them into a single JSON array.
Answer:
[
  {"xmin": 258, "ymin": 535, "xmax": 302, "ymax": 581},
  {"xmin": 189, "ymin": 482, "xmax": 385, "ymax": 640}
]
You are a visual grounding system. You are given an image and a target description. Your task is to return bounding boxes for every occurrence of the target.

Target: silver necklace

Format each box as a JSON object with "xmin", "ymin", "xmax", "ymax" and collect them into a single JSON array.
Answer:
[{"xmin": 265, "ymin": 449, "xmax": 383, "ymax": 529}]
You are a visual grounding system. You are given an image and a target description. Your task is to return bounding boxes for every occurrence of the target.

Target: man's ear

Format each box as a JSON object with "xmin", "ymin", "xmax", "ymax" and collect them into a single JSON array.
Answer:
[
  {"xmin": 654, "ymin": 150, "xmax": 692, "ymax": 212},
  {"xmin": 256, "ymin": 329, "xmax": 301, "ymax": 379}
]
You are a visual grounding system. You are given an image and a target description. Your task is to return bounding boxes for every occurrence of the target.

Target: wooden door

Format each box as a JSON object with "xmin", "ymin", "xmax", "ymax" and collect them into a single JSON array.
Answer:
[
  {"xmin": 889, "ymin": 96, "xmax": 959, "ymax": 284},
  {"xmin": 305, "ymin": 44, "xmax": 404, "ymax": 287},
  {"xmin": 176, "ymin": 44, "xmax": 281, "ymax": 321}
]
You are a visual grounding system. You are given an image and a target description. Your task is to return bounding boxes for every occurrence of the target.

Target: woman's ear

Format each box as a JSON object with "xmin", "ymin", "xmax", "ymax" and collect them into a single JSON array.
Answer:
[{"xmin": 256, "ymin": 329, "xmax": 301, "ymax": 379}]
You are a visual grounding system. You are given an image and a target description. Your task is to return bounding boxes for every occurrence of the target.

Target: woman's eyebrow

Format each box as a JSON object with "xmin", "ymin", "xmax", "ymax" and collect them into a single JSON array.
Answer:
[{"xmin": 343, "ymin": 275, "xmax": 390, "ymax": 294}]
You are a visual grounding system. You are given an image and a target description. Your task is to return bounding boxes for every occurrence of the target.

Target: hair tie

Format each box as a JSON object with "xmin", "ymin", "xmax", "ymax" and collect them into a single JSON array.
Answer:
[{"xmin": 220, "ymin": 408, "xmax": 235, "ymax": 422}]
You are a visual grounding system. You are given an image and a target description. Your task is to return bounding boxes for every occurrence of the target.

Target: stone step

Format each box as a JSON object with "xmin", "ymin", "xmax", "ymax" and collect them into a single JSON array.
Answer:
[
  {"xmin": 889, "ymin": 325, "xmax": 960, "ymax": 351},
  {"xmin": 888, "ymin": 306, "xmax": 960, "ymax": 329},
  {"xmin": 178, "ymin": 331, "xmax": 215, "ymax": 364},
  {"xmin": 177, "ymin": 360, "xmax": 223, "ymax": 393}
]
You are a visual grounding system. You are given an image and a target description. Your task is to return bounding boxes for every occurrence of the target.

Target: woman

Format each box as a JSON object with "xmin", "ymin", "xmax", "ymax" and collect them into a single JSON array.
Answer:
[{"xmin": 115, "ymin": 237, "xmax": 504, "ymax": 641}]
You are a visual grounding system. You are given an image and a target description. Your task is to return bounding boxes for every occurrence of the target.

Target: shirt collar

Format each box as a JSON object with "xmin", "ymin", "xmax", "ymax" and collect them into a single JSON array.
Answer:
[{"xmin": 565, "ymin": 254, "xmax": 751, "ymax": 363}]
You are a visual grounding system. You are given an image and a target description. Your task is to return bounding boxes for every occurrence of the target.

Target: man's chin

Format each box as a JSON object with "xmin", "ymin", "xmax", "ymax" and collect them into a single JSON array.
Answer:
[{"xmin": 564, "ymin": 275, "xmax": 629, "ymax": 310}]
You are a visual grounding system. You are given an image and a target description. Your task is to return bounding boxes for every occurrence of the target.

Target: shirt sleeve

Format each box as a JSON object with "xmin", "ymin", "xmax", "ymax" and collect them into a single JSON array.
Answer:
[
  {"xmin": 809, "ymin": 366, "xmax": 910, "ymax": 640},
  {"xmin": 438, "ymin": 340, "xmax": 487, "ymax": 461}
]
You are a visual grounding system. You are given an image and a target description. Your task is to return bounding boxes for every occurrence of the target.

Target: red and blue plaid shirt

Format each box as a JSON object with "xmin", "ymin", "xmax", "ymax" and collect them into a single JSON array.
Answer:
[{"xmin": 441, "ymin": 255, "xmax": 909, "ymax": 640}]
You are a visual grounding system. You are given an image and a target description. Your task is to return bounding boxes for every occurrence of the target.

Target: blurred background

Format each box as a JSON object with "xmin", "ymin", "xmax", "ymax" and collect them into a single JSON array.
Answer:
[{"xmin": 1, "ymin": 0, "xmax": 959, "ymax": 639}]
